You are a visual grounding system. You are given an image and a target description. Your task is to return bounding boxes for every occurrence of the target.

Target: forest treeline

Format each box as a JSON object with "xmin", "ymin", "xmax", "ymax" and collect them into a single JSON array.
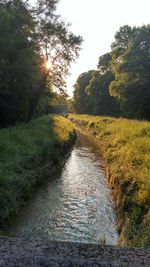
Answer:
[
  {"xmin": 0, "ymin": 0, "xmax": 82, "ymax": 127},
  {"xmin": 74, "ymin": 25, "xmax": 150, "ymax": 120},
  {"xmin": 1, "ymin": 1, "xmax": 150, "ymax": 125}
]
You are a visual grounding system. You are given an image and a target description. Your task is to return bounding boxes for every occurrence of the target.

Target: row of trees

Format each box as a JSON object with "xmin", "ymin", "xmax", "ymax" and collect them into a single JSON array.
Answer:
[
  {"xmin": 74, "ymin": 25, "xmax": 150, "ymax": 120},
  {"xmin": 0, "ymin": 0, "xmax": 82, "ymax": 127}
]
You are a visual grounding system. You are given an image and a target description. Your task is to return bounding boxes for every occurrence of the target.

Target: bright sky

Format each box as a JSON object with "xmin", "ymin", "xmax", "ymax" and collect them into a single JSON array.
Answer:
[{"xmin": 57, "ymin": 0, "xmax": 150, "ymax": 96}]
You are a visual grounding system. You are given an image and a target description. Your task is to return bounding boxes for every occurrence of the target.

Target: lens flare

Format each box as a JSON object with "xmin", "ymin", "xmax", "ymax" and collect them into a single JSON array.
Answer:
[{"xmin": 45, "ymin": 60, "xmax": 51, "ymax": 70}]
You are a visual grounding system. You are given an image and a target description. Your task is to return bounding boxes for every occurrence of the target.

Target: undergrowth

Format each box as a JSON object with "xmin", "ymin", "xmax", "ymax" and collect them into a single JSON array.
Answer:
[{"xmin": 0, "ymin": 115, "xmax": 75, "ymax": 230}]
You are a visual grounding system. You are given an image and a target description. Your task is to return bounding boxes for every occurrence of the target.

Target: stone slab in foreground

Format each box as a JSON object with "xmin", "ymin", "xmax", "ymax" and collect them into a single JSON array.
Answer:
[{"xmin": 0, "ymin": 237, "xmax": 150, "ymax": 267}]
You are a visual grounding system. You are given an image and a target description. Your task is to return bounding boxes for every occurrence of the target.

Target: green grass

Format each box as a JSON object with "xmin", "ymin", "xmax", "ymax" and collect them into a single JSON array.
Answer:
[
  {"xmin": 69, "ymin": 114, "xmax": 150, "ymax": 247},
  {"xmin": 0, "ymin": 115, "xmax": 75, "ymax": 230}
]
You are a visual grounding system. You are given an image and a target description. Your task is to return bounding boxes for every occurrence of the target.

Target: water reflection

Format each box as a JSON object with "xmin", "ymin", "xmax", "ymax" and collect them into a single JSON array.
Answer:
[{"xmin": 8, "ymin": 131, "xmax": 118, "ymax": 245}]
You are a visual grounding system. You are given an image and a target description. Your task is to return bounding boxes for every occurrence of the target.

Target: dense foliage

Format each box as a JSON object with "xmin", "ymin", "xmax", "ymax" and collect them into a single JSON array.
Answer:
[
  {"xmin": 0, "ymin": 0, "xmax": 82, "ymax": 127},
  {"xmin": 74, "ymin": 25, "xmax": 150, "ymax": 120},
  {"xmin": 74, "ymin": 53, "xmax": 119, "ymax": 116},
  {"xmin": 110, "ymin": 25, "xmax": 150, "ymax": 119},
  {"xmin": 74, "ymin": 70, "xmax": 95, "ymax": 114}
]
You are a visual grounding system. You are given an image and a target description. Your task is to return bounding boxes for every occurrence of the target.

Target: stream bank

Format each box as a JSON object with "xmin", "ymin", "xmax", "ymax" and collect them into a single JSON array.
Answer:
[
  {"xmin": 7, "ymin": 129, "xmax": 118, "ymax": 246},
  {"xmin": 69, "ymin": 114, "xmax": 150, "ymax": 247},
  {"xmin": 0, "ymin": 115, "xmax": 76, "ymax": 231}
]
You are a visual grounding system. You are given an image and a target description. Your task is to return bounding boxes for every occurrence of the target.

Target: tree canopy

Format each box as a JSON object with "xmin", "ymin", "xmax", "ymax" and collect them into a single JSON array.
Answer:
[
  {"xmin": 74, "ymin": 24, "xmax": 150, "ymax": 120},
  {"xmin": 0, "ymin": 0, "xmax": 82, "ymax": 126},
  {"xmin": 73, "ymin": 70, "xmax": 95, "ymax": 114},
  {"xmin": 73, "ymin": 53, "xmax": 119, "ymax": 116},
  {"xmin": 110, "ymin": 25, "xmax": 150, "ymax": 119}
]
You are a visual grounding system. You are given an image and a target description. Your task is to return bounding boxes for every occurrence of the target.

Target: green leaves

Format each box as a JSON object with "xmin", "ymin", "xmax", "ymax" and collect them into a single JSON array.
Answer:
[
  {"xmin": 0, "ymin": 0, "xmax": 82, "ymax": 126},
  {"xmin": 73, "ymin": 55, "xmax": 119, "ymax": 116},
  {"xmin": 110, "ymin": 25, "xmax": 150, "ymax": 119}
]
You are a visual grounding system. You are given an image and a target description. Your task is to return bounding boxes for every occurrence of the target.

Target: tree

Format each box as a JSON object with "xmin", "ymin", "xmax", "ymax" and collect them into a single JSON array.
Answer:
[
  {"xmin": 86, "ymin": 71, "xmax": 119, "ymax": 116},
  {"xmin": 32, "ymin": 0, "xmax": 82, "ymax": 89},
  {"xmin": 0, "ymin": 0, "xmax": 44, "ymax": 125},
  {"xmin": 111, "ymin": 25, "xmax": 137, "ymax": 60},
  {"xmin": 85, "ymin": 53, "xmax": 119, "ymax": 116},
  {"xmin": 110, "ymin": 25, "xmax": 150, "ymax": 119},
  {"xmin": 0, "ymin": 0, "xmax": 82, "ymax": 126},
  {"xmin": 73, "ymin": 71, "xmax": 95, "ymax": 114},
  {"xmin": 73, "ymin": 52, "xmax": 119, "ymax": 116},
  {"xmin": 97, "ymin": 53, "xmax": 112, "ymax": 73},
  {"xmin": 48, "ymin": 92, "xmax": 69, "ymax": 114}
]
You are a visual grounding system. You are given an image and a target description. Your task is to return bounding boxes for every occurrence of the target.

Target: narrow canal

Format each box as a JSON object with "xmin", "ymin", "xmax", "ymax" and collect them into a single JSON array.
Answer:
[{"xmin": 8, "ymin": 131, "xmax": 118, "ymax": 245}]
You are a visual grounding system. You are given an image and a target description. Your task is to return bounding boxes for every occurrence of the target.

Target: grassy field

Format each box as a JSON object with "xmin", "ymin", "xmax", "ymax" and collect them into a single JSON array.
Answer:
[
  {"xmin": 0, "ymin": 115, "xmax": 76, "ymax": 230},
  {"xmin": 69, "ymin": 114, "xmax": 150, "ymax": 247}
]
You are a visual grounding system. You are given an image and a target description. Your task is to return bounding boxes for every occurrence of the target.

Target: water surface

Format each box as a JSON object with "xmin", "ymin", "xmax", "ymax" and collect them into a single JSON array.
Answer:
[{"xmin": 8, "ymin": 131, "xmax": 118, "ymax": 245}]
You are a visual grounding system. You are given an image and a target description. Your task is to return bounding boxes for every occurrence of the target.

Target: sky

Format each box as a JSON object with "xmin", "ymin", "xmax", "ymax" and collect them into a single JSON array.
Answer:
[{"xmin": 56, "ymin": 0, "xmax": 150, "ymax": 96}]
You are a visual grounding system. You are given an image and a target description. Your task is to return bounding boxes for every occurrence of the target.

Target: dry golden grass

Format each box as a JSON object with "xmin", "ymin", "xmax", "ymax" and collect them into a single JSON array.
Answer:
[{"xmin": 69, "ymin": 114, "xmax": 150, "ymax": 247}]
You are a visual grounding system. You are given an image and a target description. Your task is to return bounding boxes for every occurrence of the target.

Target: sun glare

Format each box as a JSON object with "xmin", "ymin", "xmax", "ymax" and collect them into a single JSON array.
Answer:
[{"xmin": 45, "ymin": 60, "xmax": 51, "ymax": 70}]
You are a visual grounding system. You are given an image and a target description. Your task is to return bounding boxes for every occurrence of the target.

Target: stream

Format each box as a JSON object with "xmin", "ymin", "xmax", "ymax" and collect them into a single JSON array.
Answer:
[{"xmin": 8, "ymin": 131, "xmax": 118, "ymax": 245}]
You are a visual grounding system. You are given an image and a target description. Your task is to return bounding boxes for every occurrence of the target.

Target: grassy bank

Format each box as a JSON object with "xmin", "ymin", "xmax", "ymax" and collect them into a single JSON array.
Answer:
[
  {"xmin": 0, "ymin": 115, "xmax": 76, "ymax": 230},
  {"xmin": 69, "ymin": 114, "xmax": 150, "ymax": 247}
]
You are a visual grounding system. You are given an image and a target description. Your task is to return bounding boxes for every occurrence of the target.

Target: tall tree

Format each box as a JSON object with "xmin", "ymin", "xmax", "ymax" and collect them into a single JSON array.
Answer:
[
  {"xmin": 73, "ymin": 71, "xmax": 95, "ymax": 114},
  {"xmin": 110, "ymin": 25, "xmax": 150, "ymax": 119},
  {"xmin": 73, "ymin": 52, "xmax": 119, "ymax": 116},
  {"xmin": 85, "ymin": 53, "xmax": 119, "ymax": 115},
  {"xmin": 0, "ymin": 0, "xmax": 82, "ymax": 126},
  {"xmin": 86, "ymin": 71, "xmax": 119, "ymax": 116},
  {"xmin": 0, "ymin": 0, "xmax": 44, "ymax": 125}
]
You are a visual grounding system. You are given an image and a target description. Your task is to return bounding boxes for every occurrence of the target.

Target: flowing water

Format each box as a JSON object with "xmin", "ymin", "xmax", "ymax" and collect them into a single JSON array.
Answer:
[{"xmin": 8, "ymin": 131, "xmax": 118, "ymax": 245}]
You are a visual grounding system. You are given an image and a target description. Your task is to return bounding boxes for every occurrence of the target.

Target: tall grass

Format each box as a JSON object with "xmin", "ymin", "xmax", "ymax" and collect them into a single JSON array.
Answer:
[
  {"xmin": 0, "ymin": 115, "xmax": 75, "ymax": 230},
  {"xmin": 69, "ymin": 114, "xmax": 150, "ymax": 247}
]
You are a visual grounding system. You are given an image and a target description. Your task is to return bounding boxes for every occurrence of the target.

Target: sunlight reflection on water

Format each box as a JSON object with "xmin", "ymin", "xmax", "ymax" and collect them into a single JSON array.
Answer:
[{"xmin": 8, "ymin": 131, "xmax": 118, "ymax": 245}]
